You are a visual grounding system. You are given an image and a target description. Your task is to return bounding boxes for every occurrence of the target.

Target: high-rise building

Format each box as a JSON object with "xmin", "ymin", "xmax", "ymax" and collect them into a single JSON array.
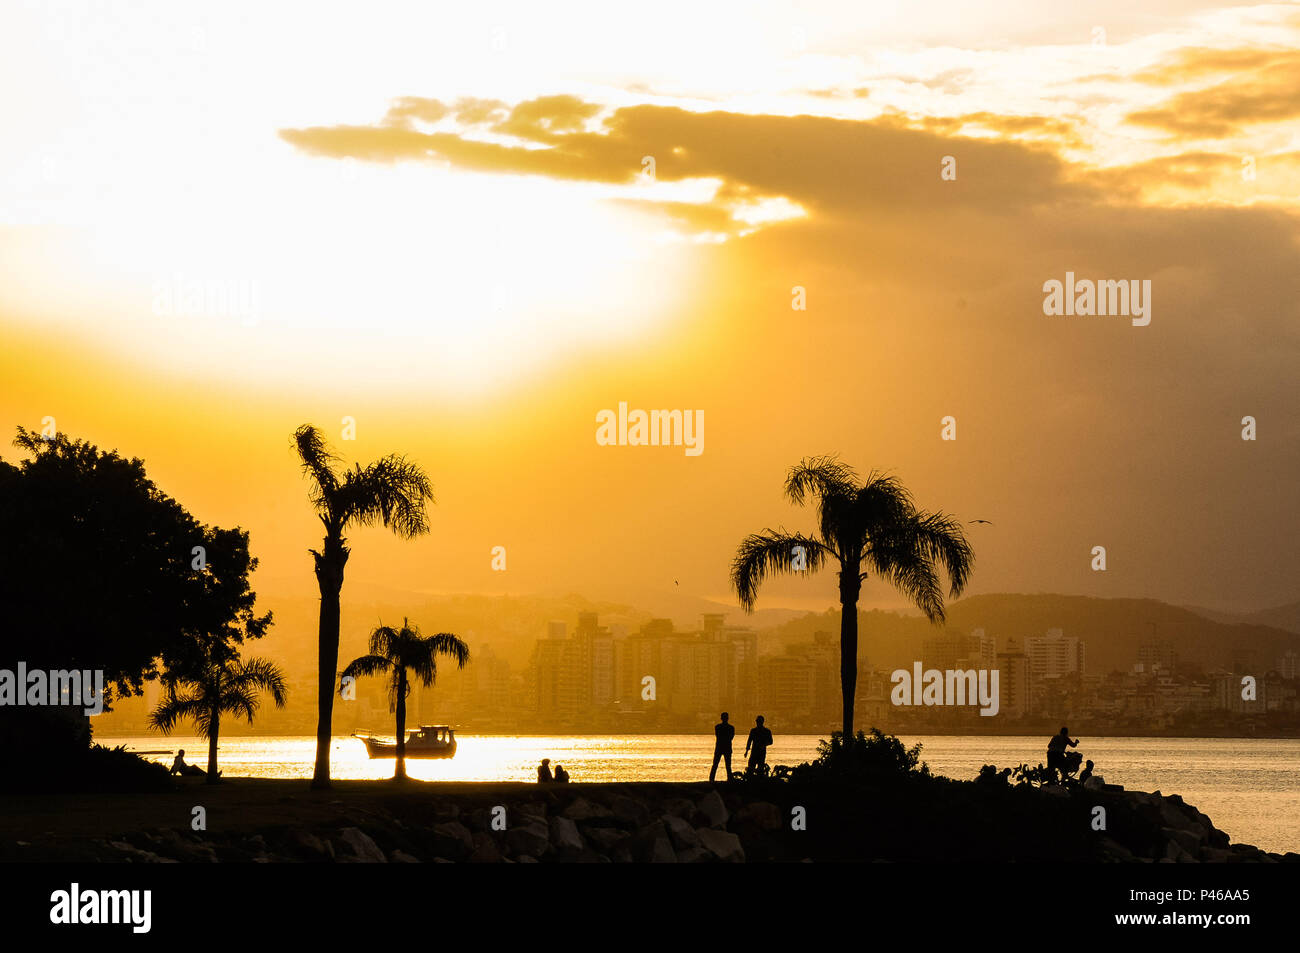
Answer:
[
  {"xmin": 1025, "ymin": 628, "xmax": 1085, "ymax": 679},
  {"xmin": 1137, "ymin": 640, "xmax": 1178, "ymax": 675},
  {"xmin": 1281, "ymin": 651, "xmax": 1298, "ymax": 681},
  {"xmin": 996, "ymin": 638, "xmax": 1031, "ymax": 719},
  {"xmin": 758, "ymin": 655, "xmax": 817, "ymax": 717}
]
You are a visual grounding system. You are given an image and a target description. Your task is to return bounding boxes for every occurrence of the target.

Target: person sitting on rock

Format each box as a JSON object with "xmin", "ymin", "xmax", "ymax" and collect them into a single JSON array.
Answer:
[
  {"xmin": 1046, "ymin": 727, "xmax": 1078, "ymax": 782},
  {"xmin": 537, "ymin": 758, "xmax": 553, "ymax": 783},
  {"xmin": 1079, "ymin": 759, "xmax": 1094, "ymax": 785},
  {"xmin": 553, "ymin": 763, "xmax": 569, "ymax": 783}
]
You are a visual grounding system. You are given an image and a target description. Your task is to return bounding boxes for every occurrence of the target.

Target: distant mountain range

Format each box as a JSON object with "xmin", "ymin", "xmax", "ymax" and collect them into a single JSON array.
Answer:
[
  {"xmin": 757, "ymin": 593, "xmax": 1300, "ymax": 675},
  {"xmin": 1183, "ymin": 600, "xmax": 1300, "ymax": 635},
  {"xmin": 251, "ymin": 585, "xmax": 1300, "ymax": 681}
]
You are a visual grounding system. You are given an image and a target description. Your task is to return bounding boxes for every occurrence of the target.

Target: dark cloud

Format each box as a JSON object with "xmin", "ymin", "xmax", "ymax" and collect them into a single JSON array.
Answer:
[
  {"xmin": 280, "ymin": 94, "xmax": 1088, "ymax": 230},
  {"xmin": 1126, "ymin": 50, "xmax": 1300, "ymax": 138}
]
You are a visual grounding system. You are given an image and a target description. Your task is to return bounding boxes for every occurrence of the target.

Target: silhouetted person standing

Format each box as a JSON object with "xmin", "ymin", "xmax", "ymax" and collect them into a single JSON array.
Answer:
[
  {"xmin": 1046, "ymin": 727, "xmax": 1078, "ymax": 781},
  {"xmin": 745, "ymin": 715, "xmax": 773, "ymax": 772},
  {"xmin": 537, "ymin": 758, "xmax": 553, "ymax": 783},
  {"xmin": 710, "ymin": 712, "xmax": 735, "ymax": 782}
]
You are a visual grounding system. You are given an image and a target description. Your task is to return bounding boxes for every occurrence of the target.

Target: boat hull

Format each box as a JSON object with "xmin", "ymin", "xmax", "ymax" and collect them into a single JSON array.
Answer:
[{"xmin": 357, "ymin": 736, "xmax": 457, "ymax": 760}]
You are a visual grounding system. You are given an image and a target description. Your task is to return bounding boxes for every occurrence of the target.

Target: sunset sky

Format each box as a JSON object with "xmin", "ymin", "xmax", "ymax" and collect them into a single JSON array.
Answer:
[{"xmin": 2, "ymin": 0, "xmax": 1297, "ymax": 617}]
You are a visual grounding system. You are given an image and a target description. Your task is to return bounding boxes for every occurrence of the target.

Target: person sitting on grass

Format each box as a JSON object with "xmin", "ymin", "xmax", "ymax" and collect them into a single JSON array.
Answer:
[{"xmin": 169, "ymin": 749, "xmax": 207, "ymax": 777}]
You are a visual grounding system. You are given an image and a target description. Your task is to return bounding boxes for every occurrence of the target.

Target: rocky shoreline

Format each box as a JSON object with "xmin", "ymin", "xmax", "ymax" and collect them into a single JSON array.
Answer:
[{"xmin": 10, "ymin": 777, "xmax": 1295, "ymax": 864}]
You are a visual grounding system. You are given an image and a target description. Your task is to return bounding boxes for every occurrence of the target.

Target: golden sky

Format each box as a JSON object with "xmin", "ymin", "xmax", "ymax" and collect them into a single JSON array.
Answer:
[{"xmin": 2, "ymin": 0, "xmax": 1298, "ymax": 616}]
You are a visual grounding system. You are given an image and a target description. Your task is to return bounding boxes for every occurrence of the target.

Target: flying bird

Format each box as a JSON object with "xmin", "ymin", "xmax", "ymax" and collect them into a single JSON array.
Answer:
[{"xmin": 970, "ymin": 519, "xmax": 993, "ymax": 525}]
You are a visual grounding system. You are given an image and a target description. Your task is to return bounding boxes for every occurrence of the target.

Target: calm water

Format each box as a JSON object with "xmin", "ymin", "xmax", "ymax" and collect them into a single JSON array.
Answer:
[{"xmin": 103, "ymin": 734, "xmax": 1300, "ymax": 854}]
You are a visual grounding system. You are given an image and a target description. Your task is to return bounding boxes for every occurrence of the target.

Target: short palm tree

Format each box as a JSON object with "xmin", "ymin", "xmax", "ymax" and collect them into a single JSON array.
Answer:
[
  {"xmin": 732, "ymin": 456, "xmax": 974, "ymax": 737},
  {"xmin": 294, "ymin": 424, "xmax": 434, "ymax": 789},
  {"xmin": 341, "ymin": 619, "xmax": 469, "ymax": 781},
  {"xmin": 150, "ymin": 652, "xmax": 288, "ymax": 784}
]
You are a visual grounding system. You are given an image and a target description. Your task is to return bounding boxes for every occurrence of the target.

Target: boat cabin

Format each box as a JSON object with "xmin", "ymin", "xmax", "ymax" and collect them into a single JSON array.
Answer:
[{"xmin": 409, "ymin": 725, "xmax": 454, "ymax": 744}]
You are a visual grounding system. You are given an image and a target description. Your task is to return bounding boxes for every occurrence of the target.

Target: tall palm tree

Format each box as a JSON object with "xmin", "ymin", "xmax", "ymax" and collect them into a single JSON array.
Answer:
[
  {"xmin": 150, "ymin": 652, "xmax": 288, "ymax": 784},
  {"xmin": 341, "ymin": 619, "xmax": 469, "ymax": 780},
  {"xmin": 294, "ymin": 424, "xmax": 435, "ymax": 789},
  {"xmin": 732, "ymin": 456, "xmax": 974, "ymax": 738}
]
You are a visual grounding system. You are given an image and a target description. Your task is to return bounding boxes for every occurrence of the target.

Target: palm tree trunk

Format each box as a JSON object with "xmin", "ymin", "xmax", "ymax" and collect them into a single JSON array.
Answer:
[
  {"xmin": 839, "ymin": 568, "xmax": 862, "ymax": 738},
  {"xmin": 312, "ymin": 537, "xmax": 348, "ymax": 790},
  {"xmin": 206, "ymin": 707, "xmax": 220, "ymax": 784},
  {"xmin": 394, "ymin": 669, "xmax": 407, "ymax": 781}
]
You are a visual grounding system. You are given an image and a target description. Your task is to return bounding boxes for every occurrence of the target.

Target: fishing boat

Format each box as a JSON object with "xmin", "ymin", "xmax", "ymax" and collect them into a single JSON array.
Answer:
[{"xmin": 353, "ymin": 725, "xmax": 457, "ymax": 759}]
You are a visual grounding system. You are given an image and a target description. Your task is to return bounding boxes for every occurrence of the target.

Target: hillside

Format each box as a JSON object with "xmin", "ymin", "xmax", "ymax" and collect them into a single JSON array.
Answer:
[{"xmin": 760, "ymin": 593, "xmax": 1300, "ymax": 674}]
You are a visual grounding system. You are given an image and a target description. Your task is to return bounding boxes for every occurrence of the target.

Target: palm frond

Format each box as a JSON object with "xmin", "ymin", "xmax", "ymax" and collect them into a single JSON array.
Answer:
[
  {"xmin": 340, "ymin": 456, "xmax": 433, "ymax": 539},
  {"xmin": 413, "ymin": 632, "xmax": 470, "ymax": 686},
  {"xmin": 228, "ymin": 657, "xmax": 289, "ymax": 708},
  {"xmin": 867, "ymin": 510, "xmax": 974, "ymax": 623},
  {"xmin": 293, "ymin": 424, "xmax": 341, "ymax": 512},
  {"xmin": 784, "ymin": 455, "xmax": 859, "ymax": 507},
  {"xmin": 340, "ymin": 654, "xmax": 391, "ymax": 681},
  {"xmin": 731, "ymin": 530, "xmax": 835, "ymax": 611},
  {"xmin": 149, "ymin": 690, "xmax": 206, "ymax": 735}
]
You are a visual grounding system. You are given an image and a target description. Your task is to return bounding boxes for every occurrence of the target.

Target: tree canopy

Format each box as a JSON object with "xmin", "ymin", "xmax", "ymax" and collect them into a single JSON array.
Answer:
[{"xmin": 0, "ymin": 428, "xmax": 271, "ymax": 704}]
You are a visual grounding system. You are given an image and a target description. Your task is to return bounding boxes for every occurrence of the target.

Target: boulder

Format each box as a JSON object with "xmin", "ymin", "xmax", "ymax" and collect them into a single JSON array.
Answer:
[
  {"xmin": 661, "ymin": 814, "xmax": 702, "ymax": 850},
  {"xmin": 608, "ymin": 794, "xmax": 649, "ymax": 827},
  {"xmin": 562, "ymin": 797, "xmax": 612, "ymax": 822},
  {"xmin": 389, "ymin": 850, "xmax": 422, "ymax": 863},
  {"xmin": 695, "ymin": 791, "xmax": 729, "ymax": 829},
  {"xmin": 549, "ymin": 816, "xmax": 585, "ymax": 853},
  {"xmin": 287, "ymin": 829, "xmax": 332, "ymax": 861},
  {"xmin": 338, "ymin": 828, "xmax": 387, "ymax": 863},
  {"xmin": 631, "ymin": 821, "xmax": 677, "ymax": 863},
  {"xmin": 1164, "ymin": 827, "xmax": 1202, "ymax": 857},
  {"xmin": 430, "ymin": 822, "xmax": 475, "ymax": 861},
  {"xmin": 676, "ymin": 847, "xmax": 712, "ymax": 863},
  {"xmin": 584, "ymin": 826, "xmax": 630, "ymax": 851},
  {"xmin": 505, "ymin": 822, "xmax": 551, "ymax": 858},
  {"xmin": 697, "ymin": 828, "xmax": 745, "ymax": 863},
  {"xmin": 467, "ymin": 837, "xmax": 503, "ymax": 864},
  {"xmin": 735, "ymin": 801, "xmax": 782, "ymax": 832},
  {"xmin": 662, "ymin": 798, "xmax": 696, "ymax": 819}
]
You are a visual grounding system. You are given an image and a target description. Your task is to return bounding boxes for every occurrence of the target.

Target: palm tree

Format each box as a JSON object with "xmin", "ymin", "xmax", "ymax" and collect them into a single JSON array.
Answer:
[
  {"xmin": 732, "ymin": 456, "xmax": 974, "ymax": 738},
  {"xmin": 294, "ymin": 424, "xmax": 434, "ymax": 789},
  {"xmin": 340, "ymin": 619, "xmax": 469, "ymax": 780},
  {"xmin": 149, "ymin": 652, "xmax": 288, "ymax": 784}
]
